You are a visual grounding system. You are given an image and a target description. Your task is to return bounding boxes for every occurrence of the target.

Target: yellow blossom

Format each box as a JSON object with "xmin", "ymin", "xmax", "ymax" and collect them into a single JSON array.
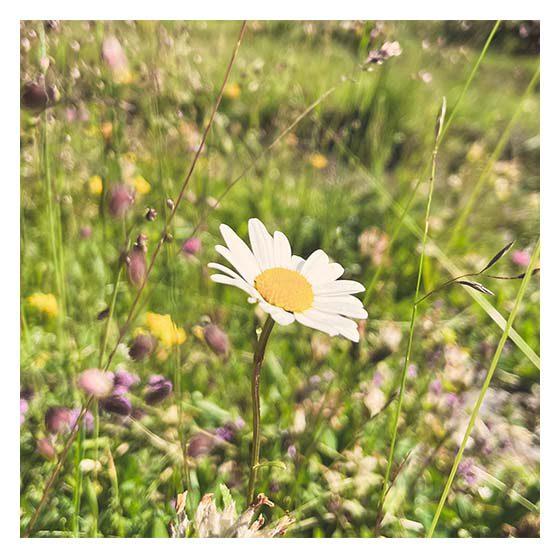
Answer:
[
  {"xmin": 88, "ymin": 175, "xmax": 103, "ymax": 196},
  {"xmin": 224, "ymin": 82, "xmax": 241, "ymax": 100},
  {"xmin": 114, "ymin": 69, "xmax": 134, "ymax": 85},
  {"xmin": 133, "ymin": 175, "xmax": 151, "ymax": 195},
  {"xmin": 145, "ymin": 312, "xmax": 186, "ymax": 347},
  {"xmin": 101, "ymin": 121, "xmax": 113, "ymax": 141},
  {"xmin": 308, "ymin": 153, "xmax": 328, "ymax": 169},
  {"xmin": 27, "ymin": 293, "xmax": 59, "ymax": 317}
]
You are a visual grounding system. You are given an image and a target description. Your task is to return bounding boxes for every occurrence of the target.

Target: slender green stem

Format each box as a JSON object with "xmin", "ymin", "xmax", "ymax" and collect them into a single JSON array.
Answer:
[
  {"xmin": 246, "ymin": 315, "xmax": 275, "ymax": 506},
  {"xmin": 427, "ymin": 239, "xmax": 540, "ymax": 537},
  {"xmin": 375, "ymin": 100, "xmax": 445, "ymax": 534},
  {"xmin": 91, "ymin": 401, "xmax": 100, "ymax": 537},
  {"xmin": 447, "ymin": 66, "xmax": 540, "ymax": 248},
  {"xmin": 72, "ymin": 421, "xmax": 85, "ymax": 537},
  {"xmin": 363, "ymin": 21, "xmax": 501, "ymax": 307}
]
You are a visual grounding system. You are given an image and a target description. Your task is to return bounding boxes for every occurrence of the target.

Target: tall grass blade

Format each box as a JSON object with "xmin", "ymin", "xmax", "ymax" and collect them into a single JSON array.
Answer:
[{"xmin": 427, "ymin": 239, "xmax": 540, "ymax": 537}]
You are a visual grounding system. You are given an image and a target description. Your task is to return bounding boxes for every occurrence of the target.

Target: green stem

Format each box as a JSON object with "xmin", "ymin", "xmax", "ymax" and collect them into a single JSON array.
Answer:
[
  {"xmin": 427, "ymin": 239, "xmax": 540, "ymax": 537},
  {"xmin": 375, "ymin": 99, "xmax": 445, "ymax": 534},
  {"xmin": 363, "ymin": 21, "xmax": 501, "ymax": 307},
  {"xmin": 246, "ymin": 315, "xmax": 275, "ymax": 506}
]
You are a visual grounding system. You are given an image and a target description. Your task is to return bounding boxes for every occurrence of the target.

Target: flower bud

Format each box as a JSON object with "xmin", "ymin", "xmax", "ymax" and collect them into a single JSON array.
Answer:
[
  {"xmin": 37, "ymin": 437, "xmax": 56, "ymax": 461},
  {"xmin": 203, "ymin": 323, "xmax": 230, "ymax": 357},
  {"xmin": 128, "ymin": 333, "xmax": 156, "ymax": 361},
  {"xmin": 45, "ymin": 407, "xmax": 72, "ymax": 434},
  {"xmin": 145, "ymin": 207, "xmax": 158, "ymax": 221},
  {"xmin": 77, "ymin": 368, "xmax": 114, "ymax": 398},
  {"xmin": 187, "ymin": 432, "xmax": 216, "ymax": 458},
  {"xmin": 182, "ymin": 237, "xmax": 201, "ymax": 256},
  {"xmin": 127, "ymin": 246, "xmax": 147, "ymax": 288},
  {"xmin": 144, "ymin": 375, "xmax": 173, "ymax": 405},
  {"xmin": 108, "ymin": 185, "xmax": 135, "ymax": 218},
  {"xmin": 101, "ymin": 395, "xmax": 132, "ymax": 416}
]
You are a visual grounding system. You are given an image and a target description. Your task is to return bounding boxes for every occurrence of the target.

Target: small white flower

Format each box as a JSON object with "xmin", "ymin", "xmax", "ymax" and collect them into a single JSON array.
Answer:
[{"xmin": 209, "ymin": 218, "xmax": 368, "ymax": 342}]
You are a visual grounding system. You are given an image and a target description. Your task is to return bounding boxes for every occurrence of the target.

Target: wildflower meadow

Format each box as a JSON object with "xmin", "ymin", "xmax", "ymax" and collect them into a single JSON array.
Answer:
[{"xmin": 19, "ymin": 20, "xmax": 540, "ymax": 538}]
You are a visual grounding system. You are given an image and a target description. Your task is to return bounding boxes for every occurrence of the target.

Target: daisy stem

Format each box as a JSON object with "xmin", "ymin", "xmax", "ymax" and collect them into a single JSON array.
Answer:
[
  {"xmin": 247, "ymin": 315, "xmax": 275, "ymax": 507},
  {"xmin": 374, "ymin": 99, "xmax": 446, "ymax": 535}
]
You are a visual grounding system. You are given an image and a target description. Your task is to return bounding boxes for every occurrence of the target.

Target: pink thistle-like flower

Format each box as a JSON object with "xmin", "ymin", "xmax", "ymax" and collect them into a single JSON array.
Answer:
[{"xmin": 77, "ymin": 368, "xmax": 114, "ymax": 398}]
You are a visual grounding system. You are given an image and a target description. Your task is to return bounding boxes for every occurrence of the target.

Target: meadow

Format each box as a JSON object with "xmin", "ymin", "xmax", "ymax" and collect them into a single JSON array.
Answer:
[{"xmin": 20, "ymin": 20, "xmax": 540, "ymax": 538}]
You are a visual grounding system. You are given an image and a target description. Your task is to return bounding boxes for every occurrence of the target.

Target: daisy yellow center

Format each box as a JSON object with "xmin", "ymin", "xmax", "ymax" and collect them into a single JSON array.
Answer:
[{"xmin": 254, "ymin": 267, "xmax": 313, "ymax": 313}]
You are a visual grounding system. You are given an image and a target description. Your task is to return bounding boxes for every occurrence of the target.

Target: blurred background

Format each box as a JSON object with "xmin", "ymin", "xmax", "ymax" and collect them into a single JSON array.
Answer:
[{"xmin": 20, "ymin": 21, "xmax": 539, "ymax": 537}]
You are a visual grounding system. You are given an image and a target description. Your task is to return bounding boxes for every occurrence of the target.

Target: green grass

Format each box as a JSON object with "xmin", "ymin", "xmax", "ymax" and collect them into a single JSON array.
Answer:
[{"xmin": 20, "ymin": 20, "xmax": 540, "ymax": 538}]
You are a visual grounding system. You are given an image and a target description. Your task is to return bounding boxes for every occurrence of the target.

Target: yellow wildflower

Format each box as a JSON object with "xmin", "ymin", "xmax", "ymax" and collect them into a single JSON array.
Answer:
[
  {"xmin": 88, "ymin": 175, "xmax": 103, "ymax": 196},
  {"xmin": 101, "ymin": 121, "xmax": 113, "ymax": 141},
  {"xmin": 308, "ymin": 153, "xmax": 328, "ymax": 169},
  {"xmin": 133, "ymin": 175, "xmax": 151, "ymax": 195},
  {"xmin": 27, "ymin": 293, "xmax": 59, "ymax": 317},
  {"xmin": 224, "ymin": 82, "xmax": 241, "ymax": 100},
  {"xmin": 145, "ymin": 312, "xmax": 186, "ymax": 347}
]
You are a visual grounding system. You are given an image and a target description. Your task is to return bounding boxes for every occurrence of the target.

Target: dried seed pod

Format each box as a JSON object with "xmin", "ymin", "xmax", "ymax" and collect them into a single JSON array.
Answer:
[{"xmin": 145, "ymin": 207, "xmax": 158, "ymax": 221}]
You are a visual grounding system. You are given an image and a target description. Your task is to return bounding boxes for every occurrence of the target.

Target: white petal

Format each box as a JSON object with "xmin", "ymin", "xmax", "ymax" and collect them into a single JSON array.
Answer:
[
  {"xmin": 302, "ymin": 309, "xmax": 359, "ymax": 332},
  {"xmin": 313, "ymin": 296, "xmax": 368, "ymax": 319},
  {"xmin": 248, "ymin": 218, "xmax": 274, "ymax": 271},
  {"xmin": 300, "ymin": 250, "xmax": 329, "ymax": 282},
  {"xmin": 273, "ymin": 231, "xmax": 293, "ymax": 269},
  {"xmin": 210, "ymin": 274, "xmax": 259, "ymax": 299},
  {"xmin": 208, "ymin": 262, "xmax": 242, "ymax": 280},
  {"xmin": 215, "ymin": 245, "xmax": 257, "ymax": 286},
  {"xmin": 323, "ymin": 263, "xmax": 345, "ymax": 283},
  {"xmin": 219, "ymin": 224, "xmax": 260, "ymax": 283},
  {"xmin": 296, "ymin": 309, "xmax": 360, "ymax": 341},
  {"xmin": 314, "ymin": 280, "xmax": 366, "ymax": 296},
  {"xmin": 294, "ymin": 312, "xmax": 338, "ymax": 337},
  {"xmin": 292, "ymin": 255, "xmax": 305, "ymax": 271},
  {"xmin": 259, "ymin": 301, "xmax": 295, "ymax": 325}
]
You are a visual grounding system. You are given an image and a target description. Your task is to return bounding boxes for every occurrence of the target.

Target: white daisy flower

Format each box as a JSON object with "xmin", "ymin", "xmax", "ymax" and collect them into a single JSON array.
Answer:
[{"xmin": 209, "ymin": 218, "xmax": 368, "ymax": 342}]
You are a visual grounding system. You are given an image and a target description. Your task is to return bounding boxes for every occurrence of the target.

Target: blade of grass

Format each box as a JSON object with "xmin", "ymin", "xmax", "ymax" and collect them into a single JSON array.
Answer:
[
  {"xmin": 334, "ymin": 137, "xmax": 540, "ymax": 369},
  {"xmin": 427, "ymin": 239, "xmax": 540, "ymax": 537},
  {"xmin": 363, "ymin": 20, "xmax": 501, "ymax": 307},
  {"xmin": 374, "ymin": 98, "xmax": 446, "ymax": 534}
]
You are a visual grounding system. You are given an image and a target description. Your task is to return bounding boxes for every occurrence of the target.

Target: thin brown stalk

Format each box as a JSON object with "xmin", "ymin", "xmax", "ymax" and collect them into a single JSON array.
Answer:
[{"xmin": 103, "ymin": 21, "xmax": 248, "ymax": 372}]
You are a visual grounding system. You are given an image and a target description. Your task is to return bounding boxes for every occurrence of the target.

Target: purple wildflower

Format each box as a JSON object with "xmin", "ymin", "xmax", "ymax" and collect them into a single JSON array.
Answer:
[
  {"xmin": 458, "ymin": 458, "xmax": 478, "ymax": 485},
  {"xmin": 69, "ymin": 408, "xmax": 94, "ymax": 433},
  {"xmin": 181, "ymin": 237, "xmax": 201, "ymax": 257}
]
